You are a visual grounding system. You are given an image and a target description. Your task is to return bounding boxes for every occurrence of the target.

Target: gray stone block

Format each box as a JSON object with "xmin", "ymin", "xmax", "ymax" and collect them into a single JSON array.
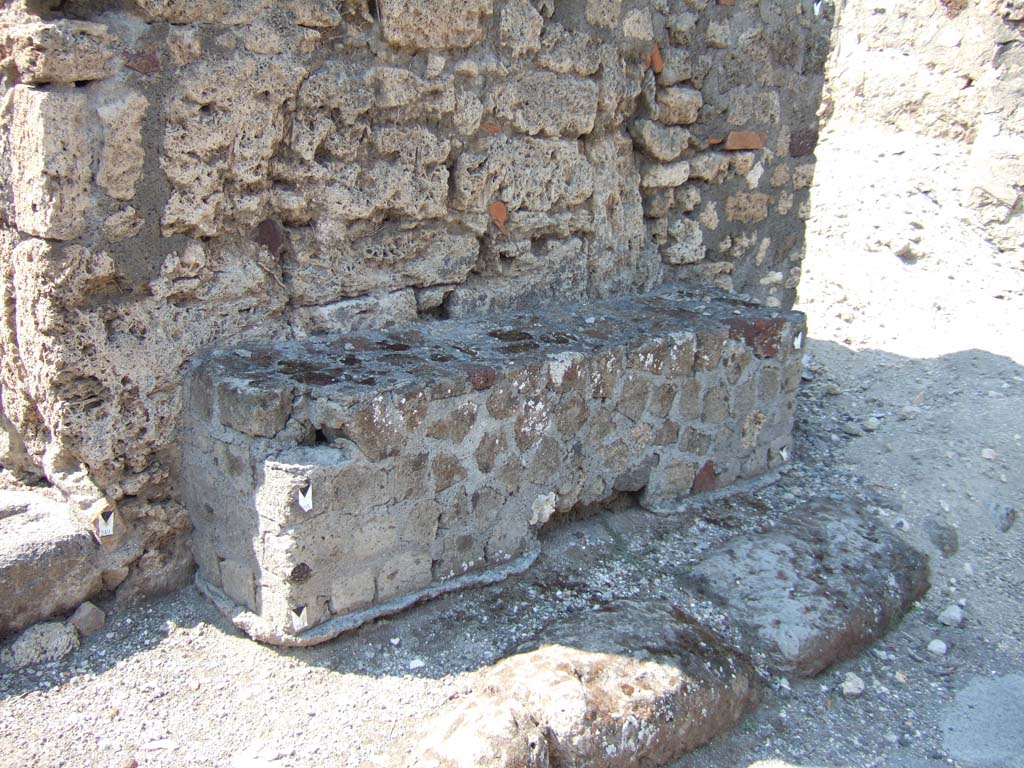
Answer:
[
  {"xmin": 0, "ymin": 493, "xmax": 104, "ymax": 637},
  {"xmin": 688, "ymin": 501, "xmax": 930, "ymax": 677}
]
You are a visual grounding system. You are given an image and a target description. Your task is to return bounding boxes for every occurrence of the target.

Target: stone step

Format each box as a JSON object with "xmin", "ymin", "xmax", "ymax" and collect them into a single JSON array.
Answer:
[
  {"xmin": 182, "ymin": 287, "xmax": 806, "ymax": 645},
  {"xmin": 0, "ymin": 491, "xmax": 105, "ymax": 637}
]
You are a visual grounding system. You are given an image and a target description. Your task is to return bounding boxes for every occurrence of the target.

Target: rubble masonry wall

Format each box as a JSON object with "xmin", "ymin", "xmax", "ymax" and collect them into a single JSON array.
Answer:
[{"xmin": 0, "ymin": 0, "xmax": 830, "ymax": 597}]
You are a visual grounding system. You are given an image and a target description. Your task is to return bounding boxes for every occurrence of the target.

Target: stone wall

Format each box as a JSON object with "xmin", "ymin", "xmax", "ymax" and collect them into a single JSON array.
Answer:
[{"xmin": 0, "ymin": 0, "xmax": 830, "ymax": 598}]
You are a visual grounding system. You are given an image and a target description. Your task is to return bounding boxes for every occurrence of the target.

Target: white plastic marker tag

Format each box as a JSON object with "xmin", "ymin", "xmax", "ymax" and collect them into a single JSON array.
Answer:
[
  {"xmin": 97, "ymin": 510, "xmax": 115, "ymax": 538},
  {"xmin": 297, "ymin": 483, "xmax": 313, "ymax": 513},
  {"xmin": 793, "ymin": 332, "xmax": 804, "ymax": 350},
  {"xmin": 292, "ymin": 605, "xmax": 309, "ymax": 632}
]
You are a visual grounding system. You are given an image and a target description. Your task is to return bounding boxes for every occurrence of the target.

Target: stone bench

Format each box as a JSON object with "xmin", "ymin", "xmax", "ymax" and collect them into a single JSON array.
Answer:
[{"xmin": 182, "ymin": 287, "xmax": 805, "ymax": 646}]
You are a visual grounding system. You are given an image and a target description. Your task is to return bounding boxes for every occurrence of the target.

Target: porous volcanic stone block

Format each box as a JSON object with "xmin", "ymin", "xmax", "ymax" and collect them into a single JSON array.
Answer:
[
  {"xmin": 407, "ymin": 600, "xmax": 759, "ymax": 768},
  {"xmin": 183, "ymin": 287, "xmax": 805, "ymax": 645}
]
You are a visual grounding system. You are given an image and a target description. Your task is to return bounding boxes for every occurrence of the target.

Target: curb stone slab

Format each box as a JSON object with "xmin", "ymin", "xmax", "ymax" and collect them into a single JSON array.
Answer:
[
  {"xmin": 687, "ymin": 501, "xmax": 930, "ymax": 677},
  {"xmin": 407, "ymin": 599, "xmax": 759, "ymax": 768}
]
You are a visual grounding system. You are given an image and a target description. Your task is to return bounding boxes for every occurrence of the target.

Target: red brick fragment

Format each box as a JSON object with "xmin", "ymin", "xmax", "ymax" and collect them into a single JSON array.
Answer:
[
  {"xmin": 726, "ymin": 317, "xmax": 786, "ymax": 358},
  {"xmin": 254, "ymin": 219, "xmax": 289, "ymax": 258},
  {"xmin": 692, "ymin": 461, "xmax": 717, "ymax": 494},
  {"xmin": 124, "ymin": 48, "xmax": 161, "ymax": 74},
  {"xmin": 724, "ymin": 130, "xmax": 767, "ymax": 151},
  {"xmin": 467, "ymin": 366, "xmax": 496, "ymax": 391},
  {"xmin": 789, "ymin": 129, "xmax": 819, "ymax": 158}
]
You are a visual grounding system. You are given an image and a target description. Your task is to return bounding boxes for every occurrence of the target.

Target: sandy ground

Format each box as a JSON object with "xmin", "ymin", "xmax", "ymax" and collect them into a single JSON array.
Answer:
[{"xmin": 1, "ymin": 120, "xmax": 1023, "ymax": 768}]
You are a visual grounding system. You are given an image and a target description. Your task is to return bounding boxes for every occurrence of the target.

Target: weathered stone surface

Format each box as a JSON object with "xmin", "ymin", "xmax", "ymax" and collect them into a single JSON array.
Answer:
[
  {"xmin": 380, "ymin": 0, "xmax": 493, "ymax": 50},
  {"xmin": 586, "ymin": 0, "xmax": 623, "ymax": 30},
  {"xmin": 4, "ymin": 87, "xmax": 92, "ymax": 240},
  {"xmin": 725, "ymin": 193, "xmax": 770, "ymax": 224},
  {"xmin": 453, "ymin": 138, "xmax": 594, "ymax": 212},
  {"xmin": 687, "ymin": 502, "xmax": 930, "ymax": 677},
  {"xmin": 0, "ymin": 21, "xmax": 115, "ymax": 84},
  {"xmin": 489, "ymin": 73, "xmax": 599, "ymax": 138},
  {"xmin": 96, "ymin": 92, "xmax": 149, "ymax": 201},
  {"xmin": 641, "ymin": 161, "xmax": 690, "ymax": 189},
  {"xmin": 184, "ymin": 288, "xmax": 804, "ymax": 644},
  {"xmin": 134, "ymin": 0, "xmax": 341, "ymax": 26},
  {"xmin": 1, "ymin": 621, "xmax": 79, "ymax": 670},
  {"xmin": 0, "ymin": 493, "xmax": 105, "ymax": 637},
  {"xmin": 631, "ymin": 119, "xmax": 690, "ymax": 162},
  {"xmin": 657, "ymin": 86, "xmax": 703, "ymax": 125},
  {"xmin": 407, "ymin": 600, "xmax": 759, "ymax": 768},
  {"xmin": 500, "ymin": 0, "xmax": 544, "ymax": 57}
]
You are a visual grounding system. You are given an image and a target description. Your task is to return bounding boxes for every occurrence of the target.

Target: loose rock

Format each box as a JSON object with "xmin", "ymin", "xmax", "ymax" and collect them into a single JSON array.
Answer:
[
  {"xmin": 1, "ymin": 621, "xmax": 80, "ymax": 670},
  {"xmin": 841, "ymin": 422, "xmax": 864, "ymax": 437},
  {"xmin": 69, "ymin": 601, "xmax": 106, "ymax": 637},
  {"xmin": 926, "ymin": 517, "xmax": 960, "ymax": 558},
  {"xmin": 841, "ymin": 672, "xmax": 866, "ymax": 698},
  {"xmin": 990, "ymin": 503, "xmax": 1017, "ymax": 533},
  {"xmin": 938, "ymin": 605, "xmax": 964, "ymax": 628},
  {"xmin": 927, "ymin": 639, "xmax": 948, "ymax": 656}
]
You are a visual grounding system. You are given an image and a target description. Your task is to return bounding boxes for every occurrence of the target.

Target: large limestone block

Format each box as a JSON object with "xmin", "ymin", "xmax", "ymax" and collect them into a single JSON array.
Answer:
[
  {"xmin": 5, "ymin": 87, "xmax": 92, "ymax": 241},
  {"xmin": 407, "ymin": 600, "xmax": 759, "ymax": 767},
  {"xmin": 380, "ymin": 0, "xmax": 494, "ymax": 50},
  {"xmin": 162, "ymin": 53, "xmax": 307, "ymax": 236},
  {"xmin": 286, "ymin": 225, "xmax": 479, "ymax": 304},
  {"xmin": 0, "ymin": 493, "xmax": 105, "ymax": 637},
  {"xmin": 0, "ymin": 21, "xmax": 115, "ymax": 84}
]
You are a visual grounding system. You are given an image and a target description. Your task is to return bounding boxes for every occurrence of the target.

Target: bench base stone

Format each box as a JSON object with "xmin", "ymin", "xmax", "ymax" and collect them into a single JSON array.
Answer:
[
  {"xmin": 195, "ymin": 544, "xmax": 539, "ymax": 647},
  {"xmin": 183, "ymin": 287, "xmax": 805, "ymax": 644}
]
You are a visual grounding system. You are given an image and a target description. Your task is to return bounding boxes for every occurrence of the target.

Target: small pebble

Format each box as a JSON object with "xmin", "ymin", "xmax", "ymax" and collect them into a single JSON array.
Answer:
[
  {"xmin": 862, "ymin": 416, "xmax": 881, "ymax": 431},
  {"xmin": 980, "ymin": 447, "xmax": 997, "ymax": 460},
  {"xmin": 938, "ymin": 605, "xmax": 963, "ymax": 628},
  {"xmin": 841, "ymin": 672, "xmax": 866, "ymax": 698},
  {"xmin": 990, "ymin": 503, "xmax": 1017, "ymax": 533},
  {"xmin": 927, "ymin": 639, "xmax": 948, "ymax": 656},
  {"xmin": 824, "ymin": 383, "xmax": 842, "ymax": 396},
  {"xmin": 899, "ymin": 405, "xmax": 921, "ymax": 420},
  {"xmin": 408, "ymin": 659, "xmax": 425, "ymax": 670},
  {"xmin": 842, "ymin": 422, "xmax": 864, "ymax": 437}
]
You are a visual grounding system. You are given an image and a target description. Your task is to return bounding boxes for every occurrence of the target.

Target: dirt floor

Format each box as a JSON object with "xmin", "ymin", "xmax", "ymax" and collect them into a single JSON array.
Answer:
[{"xmin": 1, "ymin": 121, "xmax": 1023, "ymax": 768}]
